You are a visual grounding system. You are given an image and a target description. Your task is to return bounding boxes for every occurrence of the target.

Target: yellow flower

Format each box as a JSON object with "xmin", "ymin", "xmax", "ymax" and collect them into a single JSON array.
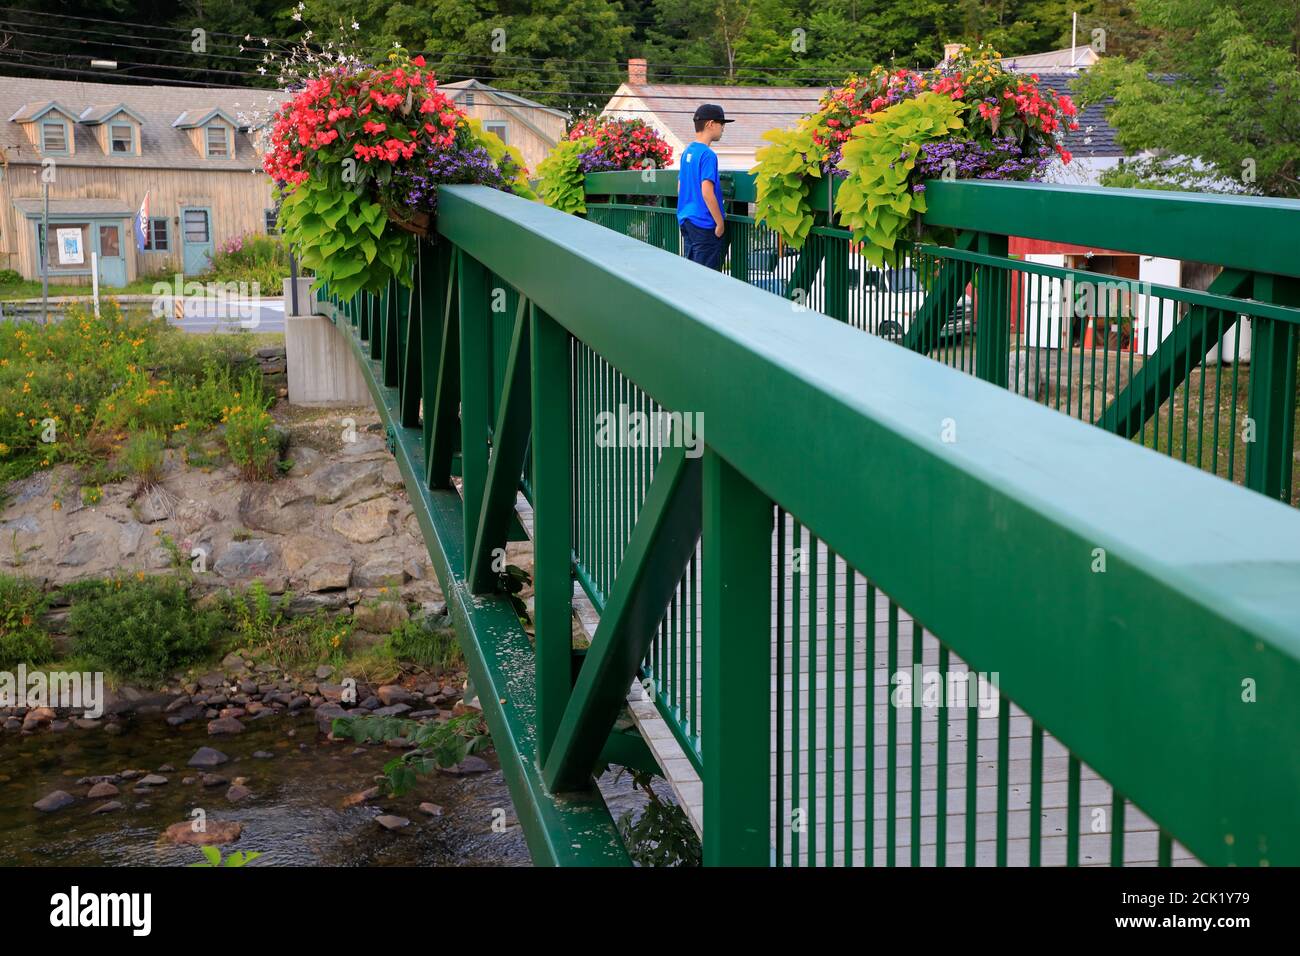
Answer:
[
  {"xmin": 136, "ymin": 571, "xmax": 145, "ymax": 581},
  {"xmin": 51, "ymin": 500, "xmax": 61, "ymax": 511}
]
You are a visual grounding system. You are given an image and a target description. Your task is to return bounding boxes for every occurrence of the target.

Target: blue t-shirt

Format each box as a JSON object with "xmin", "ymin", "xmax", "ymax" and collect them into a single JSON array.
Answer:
[{"xmin": 677, "ymin": 142, "xmax": 721, "ymax": 229}]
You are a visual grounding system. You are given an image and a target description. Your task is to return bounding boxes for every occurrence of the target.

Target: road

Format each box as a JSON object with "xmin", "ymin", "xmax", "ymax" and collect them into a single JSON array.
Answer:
[{"xmin": 169, "ymin": 296, "xmax": 286, "ymax": 333}]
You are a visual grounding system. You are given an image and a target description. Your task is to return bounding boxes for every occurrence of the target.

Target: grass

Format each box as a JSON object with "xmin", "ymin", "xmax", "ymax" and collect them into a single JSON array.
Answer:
[
  {"xmin": 0, "ymin": 301, "xmax": 275, "ymax": 486},
  {"xmin": 932, "ymin": 335, "xmax": 1300, "ymax": 507},
  {"xmin": 0, "ymin": 277, "xmax": 164, "ymax": 301}
]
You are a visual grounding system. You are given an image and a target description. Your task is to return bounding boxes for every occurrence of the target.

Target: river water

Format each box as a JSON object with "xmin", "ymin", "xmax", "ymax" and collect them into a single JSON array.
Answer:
[{"xmin": 0, "ymin": 712, "xmax": 534, "ymax": 866}]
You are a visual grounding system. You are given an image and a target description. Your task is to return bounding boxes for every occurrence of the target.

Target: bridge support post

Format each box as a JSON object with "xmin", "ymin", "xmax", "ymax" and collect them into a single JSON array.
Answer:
[
  {"xmin": 459, "ymin": 251, "xmax": 493, "ymax": 545},
  {"xmin": 702, "ymin": 449, "xmax": 773, "ymax": 866},
  {"xmin": 973, "ymin": 232, "xmax": 1010, "ymax": 388},
  {"xmin": 1245, "ymin": 274, "xmax": 1299, "ymax": 500},
  {"xmin": 531, "ymin": 305, "xmax": 574, "ymax": 766}
]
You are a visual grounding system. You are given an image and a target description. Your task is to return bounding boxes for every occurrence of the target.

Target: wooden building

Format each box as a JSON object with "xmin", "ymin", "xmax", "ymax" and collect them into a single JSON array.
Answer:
[
  {"xmin": 0, "ymin": 76, "xmax": 282, "ymax": 287},
  {"xmin": 441, "ymin": 80, "xmax": 570, "ymax": 175}
]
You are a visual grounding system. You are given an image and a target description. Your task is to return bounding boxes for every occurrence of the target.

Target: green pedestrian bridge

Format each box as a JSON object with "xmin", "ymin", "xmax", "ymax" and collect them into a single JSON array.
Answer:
[{"xmin": 314, "ymin": 171, "xmax": 1300, "ymax": 867}]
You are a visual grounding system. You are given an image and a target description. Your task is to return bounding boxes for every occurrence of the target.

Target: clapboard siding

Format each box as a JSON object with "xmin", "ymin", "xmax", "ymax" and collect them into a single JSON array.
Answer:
[{"xmin": 0, "ymin": 164, "xmax": 274, "ymax": 282}]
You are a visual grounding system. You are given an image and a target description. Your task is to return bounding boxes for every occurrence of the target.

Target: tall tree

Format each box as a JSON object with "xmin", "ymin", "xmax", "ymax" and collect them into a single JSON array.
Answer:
[{"xmin": 1074, "ymin": 0, "xmax": 1300, "ymax": 197}]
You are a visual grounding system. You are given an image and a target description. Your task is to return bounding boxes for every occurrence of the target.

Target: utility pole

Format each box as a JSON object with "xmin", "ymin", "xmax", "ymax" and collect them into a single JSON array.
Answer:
[{"xmin": 41, "ymin": 180, "xmax": 49, "ymax": 325}]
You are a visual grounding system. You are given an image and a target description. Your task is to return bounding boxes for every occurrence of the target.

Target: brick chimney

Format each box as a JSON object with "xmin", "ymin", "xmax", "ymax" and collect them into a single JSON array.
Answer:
[
  {"xmin": 943, "ymin": 42, "xmax": 962, "ymax": 65},
  {"xmin": 627, "ymin": 58, "xmax": 647, "ymax": 85}
]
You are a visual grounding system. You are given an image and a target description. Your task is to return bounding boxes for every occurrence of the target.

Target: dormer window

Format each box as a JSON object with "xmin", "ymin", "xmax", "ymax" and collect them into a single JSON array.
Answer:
[
  {"xmin": 110, "ymin": 123, "xmax": 135, "ymax": 153},
  {"xmin": 41, "ymin": 119, "xmax": 69, "ymax": 154},
  {"xmin": 205, "ymin": 125, "xmax": 229, "ymax": 158}
]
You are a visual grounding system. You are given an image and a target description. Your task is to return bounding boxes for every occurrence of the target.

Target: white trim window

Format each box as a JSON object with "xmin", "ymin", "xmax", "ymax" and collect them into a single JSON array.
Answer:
[
  {"xmin": 110, "ymin": 123, "xmax": 135, "ymax": 154},
  {"xmin": 205, "ymin": 124, "xmax": 230, "ymax": 158}
]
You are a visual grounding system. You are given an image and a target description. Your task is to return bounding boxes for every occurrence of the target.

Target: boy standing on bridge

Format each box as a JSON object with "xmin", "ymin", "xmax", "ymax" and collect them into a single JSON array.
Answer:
[{"xmin": 677, "ymin": 104, "xmax": 733, "ymax": 271}]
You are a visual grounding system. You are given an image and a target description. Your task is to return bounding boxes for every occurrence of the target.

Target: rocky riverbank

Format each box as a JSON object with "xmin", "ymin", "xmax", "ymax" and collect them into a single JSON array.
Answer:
[{"xmin": 0, "ymin": 402, "xmax": 448, "ymax": 635}]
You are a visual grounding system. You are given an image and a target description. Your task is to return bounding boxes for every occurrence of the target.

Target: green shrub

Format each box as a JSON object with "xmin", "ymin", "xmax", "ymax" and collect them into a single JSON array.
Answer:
[
  {"xmin": 0, "ymin": 269, "xmax": 21, "ymax": 288},
  {"xmin": 537, "ymin": 138, "xmax": 593, "ymax": 214},
  {"xmin": 68, "ymin": 576, "xmax": 222, "ymax": 683},
  {"xmin": 207, "ymin": 233, "xmax": 289, "ymax": 290},
  {"xmin": 0, "ymin": 574, "xmax": 54, "ymax": 669},
  {"xmin": 219, "ymin": 369, "xmax": 278, "ymax": 481},
  {"xmin": 388, "ymin": 618, "xmax": 462, "ymax": 672},
  {"xmin": 228, "ymin": 582, "xmax": 349, "ymax": 670},
  {"xmin": 122, "ymin": 430, "xmax": 165, "ymax": 485}
]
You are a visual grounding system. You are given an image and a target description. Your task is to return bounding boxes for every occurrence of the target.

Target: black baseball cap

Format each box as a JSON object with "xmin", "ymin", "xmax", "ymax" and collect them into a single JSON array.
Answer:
[{"xmin": 693, "ymin": 104, "xmax": 734, "ymax": 124}]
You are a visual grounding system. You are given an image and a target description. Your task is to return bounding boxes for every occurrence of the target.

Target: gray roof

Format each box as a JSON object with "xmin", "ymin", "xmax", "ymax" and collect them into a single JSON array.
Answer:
[
  {"xmin": 13, "ymin": 197, "xmax": 133, "ymax": 216},
  {"xmin": 612, "ymin": 83, "xmax": 826, "ymax": 152},
  {"xmin": 1034, "ymin": 73, "xmax": 1124, "ymax": 158},
  {"xmin": 78, "ymin": 103, "xmax": 146, "ymax": 125},
  {"xmin": 0, "ymin": 75, "xmax": 284, "ymax": 171},
  {"xmin": 442, "ymin": 79, "xmax": 570, "ymax": 121},
  {"xmin": 1000, "ymin": 46, "xmax": 1101, "ymax": 72}
]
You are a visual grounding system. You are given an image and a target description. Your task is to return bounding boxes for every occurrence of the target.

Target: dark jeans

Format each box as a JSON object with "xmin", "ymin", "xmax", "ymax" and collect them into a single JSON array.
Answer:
[{"xmin": 680, "ymin": 220, "xmax": 727, "ymax": 271}]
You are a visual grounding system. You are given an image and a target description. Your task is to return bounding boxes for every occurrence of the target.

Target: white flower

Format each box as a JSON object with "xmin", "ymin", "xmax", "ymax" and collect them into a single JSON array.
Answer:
[
  {"xmin": 352, "ymin": 21, "xmax": 360, "ymax": 30},
  {"xmin": 258, "ymin": 66, "xmax": 267, "ymax": 75},
  {"xmin": 291, "ymin": 12, "xmax": 302, "ymax": 20}
]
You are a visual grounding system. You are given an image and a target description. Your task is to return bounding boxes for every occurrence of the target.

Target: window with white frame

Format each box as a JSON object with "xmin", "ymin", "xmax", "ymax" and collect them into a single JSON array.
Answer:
[
  {"xmin": 205, "ymin": 124, "xmax": 230, "ymax": 158},
  {"xmin": 110, "ymin": 123, "xmax": 134, "ymax": 154},
  {"xmin": 41, "ymin": 120, "xmax": 69, "ymax": 154},
  {"xmin": 484, "ymin": 120, "xmax": 508, "ymax": 143}
]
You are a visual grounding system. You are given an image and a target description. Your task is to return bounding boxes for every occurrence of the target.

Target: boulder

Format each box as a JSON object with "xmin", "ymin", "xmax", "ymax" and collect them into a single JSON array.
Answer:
[
  {"xmin": 226, "ymin": 784, "xmax": 252, "ymax": 802},
  {"xmin": 352, "ymin": 553, "xmax": 409, "ymax": 589},
  {"xmin": 376, "ymin": 684, "xmax": 414, "ymax": 706},
  {"xmin": 331, "ymin": 498, "xmax": 397, "ymax": 543},
  {"xmin": 91, "ymin": 801, "xmax": 123, "ymax": 814},
  {"xmin": 34, "ymin": 790, "xmax": 76, "ymax": 812},
  {"xmin": 311, "ymin": 460, "xmax": 386, "ymax": 504},
  {"xmin": 58, "ymin": 531, "xmax": 104, "ymax": 567},
  {"xmin": 353, "ymin": 600, "xmax": 409, "ymax": 634},
  {"xmin": 160, "ymin": 820, "xmax": 243, "ymax": 847},
  {"xmin": 86, "ymin": 781, "xmax": 120, "ymax": 799},
  {"xmin": 375, "ymin": 815, "xmax": 409, "ymax": 831},
  {"xmin": 214, "ymin": 539, "xmax": 279, "ymax": 580},
  {"xmin": 237, "ymin": 481, "xmax": 313, "ymax": 534},
  {"xmin": 207, "ymin": 717, "xmax": 244, "ymax": 735},
  {"xmin": 418, "ymin": 802, "xmax": 444, "ymax": 817},
  {"xmin": 306, "ymin": 559, "xmax": 352, "ymax": 592},
  {"xmin": 342, "ymin": 786, "xmax": 380, "ymax": 807},
  {"xmin": 187, "ymin": 746, "xmax": 229, "ymax": 768}
]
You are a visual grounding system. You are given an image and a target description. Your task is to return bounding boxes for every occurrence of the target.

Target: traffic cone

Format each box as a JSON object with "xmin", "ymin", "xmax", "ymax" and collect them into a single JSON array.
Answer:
[{"xmin": 1082, "ymin": 316, "xmax": 1094, "ymax": 349}]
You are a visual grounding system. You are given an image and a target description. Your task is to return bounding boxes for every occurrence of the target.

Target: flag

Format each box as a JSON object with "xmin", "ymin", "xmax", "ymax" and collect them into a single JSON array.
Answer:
[{"xmin": 134, "ymin": 191, "xmax": 150, "ymax": 252}]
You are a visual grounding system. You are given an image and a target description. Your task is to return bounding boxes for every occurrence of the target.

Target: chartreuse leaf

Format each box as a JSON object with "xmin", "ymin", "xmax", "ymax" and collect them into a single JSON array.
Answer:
[{"xmin": 834, "ymin": 93, "xmax": 965, "ymax": 265}]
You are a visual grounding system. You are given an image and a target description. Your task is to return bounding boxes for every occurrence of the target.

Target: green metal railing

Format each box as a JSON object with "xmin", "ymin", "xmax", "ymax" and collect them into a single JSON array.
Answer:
[
  {"xmin": 315, "ymin": 182, "xmax": 1300, "ymax": 867},
  {"xmin": 586, "ymin": 171, "xmax": 1300, "ymax": 508}
]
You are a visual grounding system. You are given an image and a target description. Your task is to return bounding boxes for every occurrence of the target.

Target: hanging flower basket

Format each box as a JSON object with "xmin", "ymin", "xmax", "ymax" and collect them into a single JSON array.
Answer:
[
  {"xmin": 264, "ymin": 51, "xmax": 535, "ymax": 299},
  {"xmin": 385, "ymin": 208, "xmax": 432, "ymax": 238},
  {"xmin": 753, "ymin": 46, "xmax": 1080, "ymax": 265}
]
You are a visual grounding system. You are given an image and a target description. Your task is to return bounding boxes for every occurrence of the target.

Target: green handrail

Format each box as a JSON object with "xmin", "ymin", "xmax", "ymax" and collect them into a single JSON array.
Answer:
[
  {"xmin": 585, "ymin": 171, "xmax": 1300, "ymax": 507},
  {"xmin": 324, "ymin": 183, "xmax": 1300, "ymax": 867}
]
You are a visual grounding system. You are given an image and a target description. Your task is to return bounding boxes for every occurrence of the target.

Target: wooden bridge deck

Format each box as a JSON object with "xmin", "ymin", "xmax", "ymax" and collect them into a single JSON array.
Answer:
[{"xmin": 517, "ymin": 497, "xmax": 1200, "ymax": 866}]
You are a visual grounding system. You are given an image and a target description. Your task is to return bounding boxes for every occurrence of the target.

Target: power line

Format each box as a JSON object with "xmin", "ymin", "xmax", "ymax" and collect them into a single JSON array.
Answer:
[
  {"xmin": 0, "ymin": 24, "xmax": 280, "ymax": 79},
  {"xmin": 0, "ymin": 15, "xmax": 282, "ymax": 64},
  {"xmin": 0, "ymin": 52, "xmax": 268, "ymax": 89},
  {"xmin": 0, "ymin": 4, "xmax": 922, "ymax": 81},
  {"xmin": 0, "ymin": 4, "xmax": 290, "ymax": 43}
]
